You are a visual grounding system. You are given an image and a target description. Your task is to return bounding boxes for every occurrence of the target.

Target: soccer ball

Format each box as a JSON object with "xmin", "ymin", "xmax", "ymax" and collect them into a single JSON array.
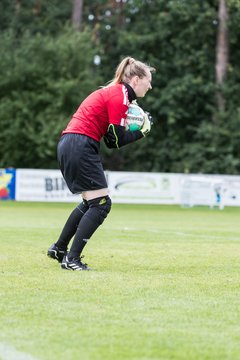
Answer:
[{"xmin": 125, "ymin": 103, "xmax": 145, "ymax": 131}]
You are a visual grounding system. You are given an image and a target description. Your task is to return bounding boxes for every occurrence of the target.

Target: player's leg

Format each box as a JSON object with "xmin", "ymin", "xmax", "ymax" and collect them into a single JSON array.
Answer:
[
  {"xmin": 47, "ymin": 198, "xmax": 89, "ymax": 263},
  {"xmin": 61, "ymin": 189, "xmax": 112, "ymax": 271}
]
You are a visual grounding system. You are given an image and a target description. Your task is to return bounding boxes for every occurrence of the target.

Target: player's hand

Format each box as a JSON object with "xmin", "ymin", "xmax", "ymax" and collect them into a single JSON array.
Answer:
[{"xmin": 140, "ymin": 113, "xmax": 151, "ymax": 137}]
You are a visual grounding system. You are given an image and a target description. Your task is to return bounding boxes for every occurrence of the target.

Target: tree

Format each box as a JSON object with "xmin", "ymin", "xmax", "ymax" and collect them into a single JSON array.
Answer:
[
  {"xmin": 72, "ymin": 0, "xmax": 84, "ymax": 30},
  {"xmin": 0, "ymin": 29, "xmax": 103, "ymax": 168},
  {"xmin": 0, "ymin": 0, "xmax": 240, "ymax": 173},
  {"xmin": 215, "ymin": 0, "xmax": 229, "ymax": 113},
  {"xmin": 100, "ymin": 0, "xmax": 218, "ymax": 172}
]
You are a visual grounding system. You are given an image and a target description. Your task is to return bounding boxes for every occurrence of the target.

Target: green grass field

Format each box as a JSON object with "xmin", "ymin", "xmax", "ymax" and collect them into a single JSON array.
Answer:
[{"xmin": 0, "ymin": 201, "xmax": 240, "ymax": 360}]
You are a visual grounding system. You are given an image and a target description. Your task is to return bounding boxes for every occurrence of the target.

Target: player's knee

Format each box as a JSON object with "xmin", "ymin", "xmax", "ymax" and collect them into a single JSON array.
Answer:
[{"xmin": 88, "ymin": 195, "xmax": 112, "ymax": 225}]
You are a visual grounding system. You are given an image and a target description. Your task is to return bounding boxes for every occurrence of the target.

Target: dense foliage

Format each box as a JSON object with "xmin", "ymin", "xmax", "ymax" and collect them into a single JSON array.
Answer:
[{"xmin": 0, "ymin": 0, "xmax": 239, "ymax": 173}]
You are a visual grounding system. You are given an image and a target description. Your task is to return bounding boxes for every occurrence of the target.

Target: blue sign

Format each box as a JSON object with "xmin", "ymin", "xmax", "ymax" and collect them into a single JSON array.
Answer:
[{"xmin": 0, "ymin": 168, "xmax": 16, "ymax": 200}]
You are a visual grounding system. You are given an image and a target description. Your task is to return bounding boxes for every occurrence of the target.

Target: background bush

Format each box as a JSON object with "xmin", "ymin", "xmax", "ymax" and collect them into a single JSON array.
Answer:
[{"xmin": 0, "ymin": 0, "xmax": 239, "ymax": 173}]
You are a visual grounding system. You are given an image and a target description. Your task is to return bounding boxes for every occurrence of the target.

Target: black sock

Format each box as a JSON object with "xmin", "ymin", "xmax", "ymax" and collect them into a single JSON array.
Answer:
[
  {"xmin": 55, "ymin": 200, "xmax": 89, "ymax": 251},
  {"xmin": 68, "ymin": 196, "xmax": 111, "ymax": 260},
  {"xmin": 68, "ymin": 210, "xmax": 100, "ymax": 259}
]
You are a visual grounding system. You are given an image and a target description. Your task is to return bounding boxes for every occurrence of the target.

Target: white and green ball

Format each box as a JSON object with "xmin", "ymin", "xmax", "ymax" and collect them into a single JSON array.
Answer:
[{"xmin": 125, "ymin": 103, "xmax": 145, "ymax": 131}]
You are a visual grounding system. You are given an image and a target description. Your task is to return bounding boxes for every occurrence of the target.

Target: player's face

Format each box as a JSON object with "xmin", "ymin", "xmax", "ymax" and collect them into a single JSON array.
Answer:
[{"xmin": 132, "ymin": 70, "xmax": 152, "ymax": 98}]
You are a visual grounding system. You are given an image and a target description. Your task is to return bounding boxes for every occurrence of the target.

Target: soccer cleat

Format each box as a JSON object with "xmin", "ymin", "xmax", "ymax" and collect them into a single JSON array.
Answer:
[
  {"xmin": 47, "ymin": 243, "xmax": 67, "ymax": 263},
  {"xmin": 61, "ymin": 255, "xmax": 92, "ymax": 271}
]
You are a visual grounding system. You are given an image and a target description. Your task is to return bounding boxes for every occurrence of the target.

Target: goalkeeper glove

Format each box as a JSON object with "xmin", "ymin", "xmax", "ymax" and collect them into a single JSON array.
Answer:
[{"xmin": 140, "ymin": 113, "xmax": 151, "ymax": 137}]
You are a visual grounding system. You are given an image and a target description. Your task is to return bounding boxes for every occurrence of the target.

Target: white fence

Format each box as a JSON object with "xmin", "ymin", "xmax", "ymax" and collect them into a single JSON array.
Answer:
[{"xmin": 13, "ymin": 168, "xmax": 240, "ymax": 208}]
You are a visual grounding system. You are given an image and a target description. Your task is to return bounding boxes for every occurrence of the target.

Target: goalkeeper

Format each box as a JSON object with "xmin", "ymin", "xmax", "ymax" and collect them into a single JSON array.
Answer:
[{"xmin": 47, "ymin": 56, "xmax": 155, "ymax": 271}]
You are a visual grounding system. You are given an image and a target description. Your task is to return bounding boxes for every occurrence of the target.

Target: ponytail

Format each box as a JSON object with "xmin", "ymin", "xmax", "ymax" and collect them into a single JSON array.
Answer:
[{"xmin": 107, "ymin": 56, "xmax": 155, "ymax": 87}]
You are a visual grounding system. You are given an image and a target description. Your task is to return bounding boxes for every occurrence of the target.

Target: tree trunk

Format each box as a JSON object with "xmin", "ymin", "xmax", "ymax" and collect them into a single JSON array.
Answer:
[
  {"xmin": 215, "ymin": 0, "xmax": 229, "ymax": 112},
  {"xmin": 33, "ymin": 0, "xmax": 42, "ymax": 15},
  {"xmin": 15, "ymin": 0, "xmax": 21, "ymax": 12},
  {"xmin": 72, "ymin": 0, "xmax": 84, "ymax": 31}
]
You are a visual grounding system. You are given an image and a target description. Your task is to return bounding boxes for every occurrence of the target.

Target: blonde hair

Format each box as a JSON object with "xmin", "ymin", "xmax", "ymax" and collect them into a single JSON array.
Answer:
[{"xmin": 107, "ymin": 56, "xmax": 155, "ymax": 86}]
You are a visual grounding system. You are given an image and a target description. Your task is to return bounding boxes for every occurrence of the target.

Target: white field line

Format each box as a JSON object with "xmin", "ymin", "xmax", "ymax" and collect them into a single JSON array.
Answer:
[
  {"xmin": 123, "ymin": 227, "xmax": 239, "ymax": 241},
  {"xmin": 0, "ymin": 343, "xmax": 39, "ymax": 360}
]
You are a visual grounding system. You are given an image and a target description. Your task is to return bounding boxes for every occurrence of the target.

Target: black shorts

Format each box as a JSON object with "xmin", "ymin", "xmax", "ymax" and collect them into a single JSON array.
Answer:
[{"xmin": 57, "ymin": 134, "xmax": 108, "ymax": 194}]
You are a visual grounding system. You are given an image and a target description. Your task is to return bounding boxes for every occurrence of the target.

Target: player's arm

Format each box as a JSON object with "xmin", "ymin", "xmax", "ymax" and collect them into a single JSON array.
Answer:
[
  {"xmin": 104, "ymin": 114, "xmax": 151, "ymax": 149},
  {"xmin": 104, "ymin": 124, "xmax": 143, "ymax": 149},
  {"xmin": 104, "ymin": 89, "xmax": 152, "ymax": 148}
]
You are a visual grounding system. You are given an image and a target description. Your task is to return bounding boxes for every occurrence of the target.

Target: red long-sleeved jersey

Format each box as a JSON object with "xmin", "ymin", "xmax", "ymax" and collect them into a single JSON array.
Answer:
[{"xmin": 62, "ymin": 84, "xmax": 129, "ymax": 142}]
